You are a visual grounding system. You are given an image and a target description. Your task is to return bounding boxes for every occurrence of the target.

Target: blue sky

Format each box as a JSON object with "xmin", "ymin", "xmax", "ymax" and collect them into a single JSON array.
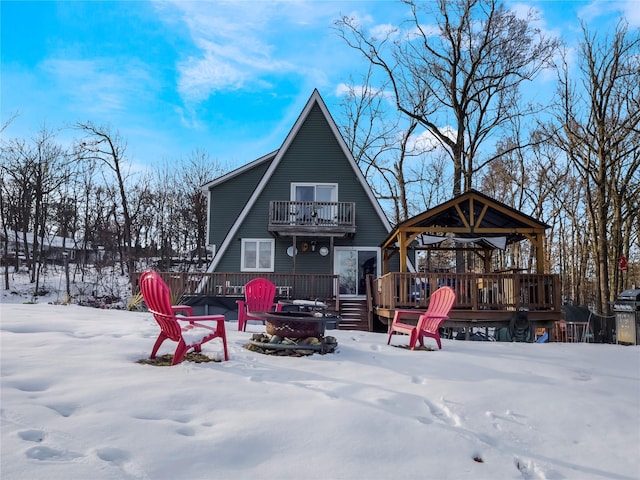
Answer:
[{"xmin": 1, "ymin": 1, "xmax": 638, "ymax": 172}]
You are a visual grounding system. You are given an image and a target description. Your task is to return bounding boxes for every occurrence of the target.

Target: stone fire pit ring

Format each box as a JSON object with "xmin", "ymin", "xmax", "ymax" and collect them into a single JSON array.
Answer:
[{"xmin": 245, "ymin": 311, "xmax": 339, "ymax": 356}]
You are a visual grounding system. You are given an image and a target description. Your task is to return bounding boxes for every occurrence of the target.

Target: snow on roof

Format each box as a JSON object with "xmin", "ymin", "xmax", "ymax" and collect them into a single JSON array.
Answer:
[{"xmin": 1, "ymin": 231, "xmax": 82, "ymax": 250}]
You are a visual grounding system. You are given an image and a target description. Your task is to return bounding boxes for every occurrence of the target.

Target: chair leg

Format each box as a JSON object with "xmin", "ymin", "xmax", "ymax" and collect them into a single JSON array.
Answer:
[
  {"xmin": 422, "ymin": 332, "xmax": 442, "ymax": 349},
  {"xmin": 238, "ymin": 312, "xmax": 246, "ymax": 331},
  {"xmin": 172, "ymin": 340, "xmax": 189, "ymax": 365},
  {"xmin": 150, "ymin": 333, "xmax": 168, "ymax": 359},
  {"xmin": 220, "ymin": 324, "xmax": 229, "ymax": 361},
  {"xmin": 387, "ymin": 329, "xmax": 394, "ymax": 345},
  {"xmin": 409, "ymin": 328, "xmax": 419, "ymax": 350}
]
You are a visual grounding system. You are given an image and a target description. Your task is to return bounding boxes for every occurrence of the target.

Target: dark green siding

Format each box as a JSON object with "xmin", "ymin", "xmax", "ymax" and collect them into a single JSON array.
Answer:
[
  {"xmin": 216, "ymin": 103, "xmax": 390, "ymax": 273},
  {"xmin": 208, "ymin": 160, "xmax": 271, "ymax": 249}
]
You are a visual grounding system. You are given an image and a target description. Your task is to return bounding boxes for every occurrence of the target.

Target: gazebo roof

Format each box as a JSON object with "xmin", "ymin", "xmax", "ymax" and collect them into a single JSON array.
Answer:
[{"xmin": 381, "ymin": 189, "xmax": 549, "ymax": 273}]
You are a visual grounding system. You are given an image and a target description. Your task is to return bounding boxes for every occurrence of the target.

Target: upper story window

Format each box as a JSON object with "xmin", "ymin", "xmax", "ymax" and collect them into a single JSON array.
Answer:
[
  {"xmin": 291, "ymin": 183, "xmax": 338, "ymax": 222},
  {"xmin": 291, "ymin": 183, "xmax": 337, "ymax": 203},
  {"xmin": 241, "ymin": 238, "xmax": 274, "ymax": 272}
]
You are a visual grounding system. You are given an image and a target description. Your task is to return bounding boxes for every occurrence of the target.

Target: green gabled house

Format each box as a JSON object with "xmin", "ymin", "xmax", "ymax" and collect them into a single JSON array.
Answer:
[{"xmin": 201, "ymin": 90, "xmax": 392, "ymax": 327}]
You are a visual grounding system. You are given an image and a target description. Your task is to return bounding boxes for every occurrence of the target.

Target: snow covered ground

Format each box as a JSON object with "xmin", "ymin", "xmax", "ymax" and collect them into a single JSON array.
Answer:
[{"xmin": 1, "ymin": 276, "xmax": 639, "ymax": 479}]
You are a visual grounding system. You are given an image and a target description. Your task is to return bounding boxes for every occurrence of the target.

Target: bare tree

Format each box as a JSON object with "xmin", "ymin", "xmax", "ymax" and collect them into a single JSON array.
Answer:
[
  {"xmin": 338, "ymin": 72, "xmax": 442, "ymax": 222},
  {"xmin": 179, "ymin": 149, "xmax": 223, "ymax": 267},
  {"xmin": 335, "ymin": 0, "xmax": 559, "ymax": 195},
  {"xmin": 75, "ymin": 122, "xmax": 136, "ymax": 279},
  {"xmin": 0, "ymin": 160, "xmax": 13, "ymax": 289},
  {"xmin": 1, "ymin": 127, "xmax": 74, "ymax": 294},
  {"xmin": 547, "ymin": 21, "xmax": 640, "ymax": 319},
  {"xmin": 150, "ymin": 160, "xmax": 181, "ymax": 270}
]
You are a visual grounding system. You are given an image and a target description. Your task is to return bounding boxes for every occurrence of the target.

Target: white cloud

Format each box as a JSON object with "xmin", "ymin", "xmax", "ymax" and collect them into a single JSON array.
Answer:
[
  {"xmin": 575, "ymin": 0, "xmax": 639, "ymax": 27},
  {"xmin": 337, "ymin": 10, "xmax": 375, "ymax": 30},
  {"xmin": 177, "ymin": 49, "xmax": 246, "ymax": 102},
  {"xmin": 369, "ymin": 23, "xmax": 399, "ymax": 42},
  {"xmin": 161, "ymin": 1, "xmax": 332, "ymax": 103},
  {"xmin": 409, "ymin": 126, "xmax": 457, "ymax": 153},
  {"xmin": 38, "ymin": 57, "xmax": 156, "ymax": 119},
  {"xmin": 334, "ymin": 82, "xmax": 387, "ymax": 98},
  {"xmin": 621, "ymin": 0, "xmax": 640, "ymax": 27}
]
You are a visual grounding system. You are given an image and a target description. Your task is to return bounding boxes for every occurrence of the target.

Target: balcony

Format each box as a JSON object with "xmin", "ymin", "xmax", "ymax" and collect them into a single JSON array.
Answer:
[{"xmin": 268, "ymin": 200, "xmax": 356, "ymax": 237}]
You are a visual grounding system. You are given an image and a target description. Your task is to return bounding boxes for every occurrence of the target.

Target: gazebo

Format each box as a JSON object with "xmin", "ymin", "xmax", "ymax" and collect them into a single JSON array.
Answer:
[{"xmin": 374, "ymin": 189, "xmax": 562, "ymax": 335}]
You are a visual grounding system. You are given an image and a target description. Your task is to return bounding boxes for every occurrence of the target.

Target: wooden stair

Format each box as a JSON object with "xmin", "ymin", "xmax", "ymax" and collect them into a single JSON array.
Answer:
[{"xmin": 337, "ymin": 299, "xmax": 370, "ymax": 331}]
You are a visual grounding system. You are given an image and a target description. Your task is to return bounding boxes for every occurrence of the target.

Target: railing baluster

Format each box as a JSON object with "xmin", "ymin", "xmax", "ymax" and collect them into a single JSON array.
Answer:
[{"xmin": 375, "ymin": 271, "xmax": 559, "ymax": 312}]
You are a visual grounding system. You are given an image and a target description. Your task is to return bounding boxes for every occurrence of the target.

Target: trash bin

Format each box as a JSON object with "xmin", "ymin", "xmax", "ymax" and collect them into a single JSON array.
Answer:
[{"xmin": 613, "ymin": 289, "xmax": 640, "ymax": 345}]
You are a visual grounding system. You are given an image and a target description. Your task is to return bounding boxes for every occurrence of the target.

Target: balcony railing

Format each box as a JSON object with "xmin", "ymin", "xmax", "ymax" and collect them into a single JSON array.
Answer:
[
  {"xmin": 133, "ymin": 272, "xmax": 340, "ymax": 304},
  {"xmin": 374, "ymin": 272, "xmax": 561, "ymax": 312},
  {"xmin": 268, "ymin": 201, "xmax": 356, "ymax": 236}
]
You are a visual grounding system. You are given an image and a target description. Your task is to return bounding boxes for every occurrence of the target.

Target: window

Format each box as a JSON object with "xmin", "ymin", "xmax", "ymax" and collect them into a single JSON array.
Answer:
[
  {"xmin": 241, "ymin": 239, "xmax": 274, "ymax": 272},
  {"xmin": 291, "ymin": 183, "xmax": 338, "ymax": 222},
  {"xmin": 291, "ymin": 183, "xmax": 337, "ymax": 201}
]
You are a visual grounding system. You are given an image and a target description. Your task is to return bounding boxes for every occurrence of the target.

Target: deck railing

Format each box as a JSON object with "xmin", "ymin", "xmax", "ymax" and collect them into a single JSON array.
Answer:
[
  {"xmin": 268, "ymin": 201, "xmax": 356, "ymax": 235},
  {"xmin": 133, "ymin": 272, "xmax": 340, "ymax": 304},
  {"xmin": 374, "ymin": 272, "xmax": 561, "ymax": 312}
]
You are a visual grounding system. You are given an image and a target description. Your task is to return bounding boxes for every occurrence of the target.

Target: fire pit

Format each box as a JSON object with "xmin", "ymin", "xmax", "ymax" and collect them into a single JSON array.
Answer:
[
  {"xmin": 245, "ymin": 311, "xmax": 340, "ymax": 355},
  {"xmin": 264, "ymin": 311, "xmax": 326, "ymax": 337}
]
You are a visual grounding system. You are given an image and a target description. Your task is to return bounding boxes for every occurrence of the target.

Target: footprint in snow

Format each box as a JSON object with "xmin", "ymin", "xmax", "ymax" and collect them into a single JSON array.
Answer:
[
  {"xmin": 573, "ymin": 368, "xmax": 592, "ymax": 381},
  {"xmin": 11, "ymin": 379, "xmax": 51, "ymax": 392},
  {"xmin": 46, "ymin": 403, "xmax": 77, "ymax": 417},
  {"xmin": 176, "ymin": 426, "xmax": 196, "ymax": 436},
  {"xmin": 487, "ymin": 409, "xmax": 528, "ymax": 427},
  {"xmin": 18, "ymin": 429, "xmax": 45, "ymax": 443},
  {"xmin": 415, "ymin": 415, "xmax": 433, "ymax": 425},
  {"xmin": 26, "ymin": 445, "xmax": 83, "ymax": 462},
  {"xmin": 96, "ymin": 447, "xmax": 131, "ymax": 467},
  {"xmin": 95, "ymin": 447, "xmax": 148, "ymax": 479},
  {"xmin": 424, "ymin": 399, "xmax": 462, "ymax": 427}
]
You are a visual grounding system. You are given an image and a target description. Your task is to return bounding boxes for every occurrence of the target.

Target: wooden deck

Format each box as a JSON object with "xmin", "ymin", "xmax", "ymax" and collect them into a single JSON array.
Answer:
[
  {"xmin": 132, "ymin": 271, "xmax": 341, "ymax": 306},
  {"xmin": 132, "ymin": 271, "xmax": 563, "ymax": 334},
  {"xmin": 373, "ymin": 272, "xmax": 562, "ymax": 332}
]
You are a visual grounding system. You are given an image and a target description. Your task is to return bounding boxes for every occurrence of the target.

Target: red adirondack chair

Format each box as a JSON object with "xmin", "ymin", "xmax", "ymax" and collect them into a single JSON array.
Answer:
[
  {"xmin": 387, "ymin": 286, "xmax": 456, "ymax": 350},
  {"xmin": 236, "ymin": 278, "xmax": 283, "ymax": 331},
  {"xmin": 139, "ymin": 270, "xmax": 229, "ymax": 365}
]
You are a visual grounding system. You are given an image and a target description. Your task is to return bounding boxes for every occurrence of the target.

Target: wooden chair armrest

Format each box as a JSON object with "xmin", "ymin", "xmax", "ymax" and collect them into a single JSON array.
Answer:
[
  {"xmin": 172, "ymin": 305, "xmax": 193, "ymax": 316},
  {"xmin": 392, "ymin": 309, "xmax": 425, "ymax": 322},
  {"xmin": 187, "ymin": 315, "xmax": 225, "ymax": 322}
]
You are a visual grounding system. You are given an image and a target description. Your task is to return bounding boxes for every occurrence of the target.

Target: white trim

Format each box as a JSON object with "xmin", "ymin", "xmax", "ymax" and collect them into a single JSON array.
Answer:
[
  {"xmin": 206, "ymin": 189, "xmax": 212, "ymax": 246},
  {"xmin": 240, "ymin": 238, "xmax": 275, "ymax": 272}
]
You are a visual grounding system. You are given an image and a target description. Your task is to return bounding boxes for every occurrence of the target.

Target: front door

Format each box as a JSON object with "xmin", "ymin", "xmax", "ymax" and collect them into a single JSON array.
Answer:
[{"xmin": 334, "ymin": 247, "xmax": 379, "ymax": 297}]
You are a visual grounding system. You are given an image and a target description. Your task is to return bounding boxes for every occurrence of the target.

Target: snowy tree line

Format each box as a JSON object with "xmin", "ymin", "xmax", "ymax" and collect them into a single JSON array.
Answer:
[
  {"xmin": 1, "ymin": 0, "xmax": 638, "ymax": 317},
  {"xmin": 1, "ymin": 121, "xmax": 224, "ymax": 297}
]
